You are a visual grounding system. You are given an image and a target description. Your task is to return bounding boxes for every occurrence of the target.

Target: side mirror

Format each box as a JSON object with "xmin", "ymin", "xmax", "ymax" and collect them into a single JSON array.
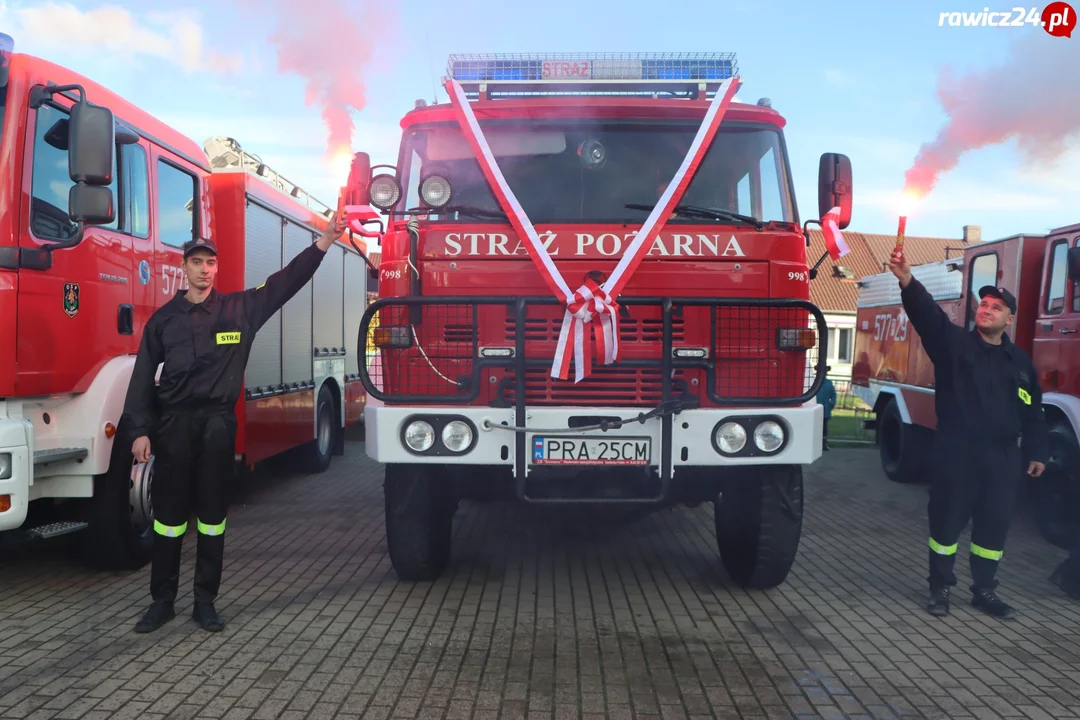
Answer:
[
  {"xmin": 1067, "ymin": 246, "xmax": 1080, "ymax": 282},
  {"xmin": 68, "ymin": 99, "xmax": 115, "ymax": 185},
  {"xmin": 345, "ymin": 151, "xmax": 372, "ymax": 204},
  {"xmin": 69, "ymin": 184, "xmax": 115, "ymax": 225},
  {"xmin": 818, "ymin": 152, "xmax": 853, "ymax": 229}
]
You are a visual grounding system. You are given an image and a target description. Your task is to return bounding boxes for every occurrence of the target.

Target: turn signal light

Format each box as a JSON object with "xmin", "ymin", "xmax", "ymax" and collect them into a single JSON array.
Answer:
[
  {"xmin": 373, "ymin": 326, "xmax": 411, "ymax": 348},
  {"xmin": 0, "ymin": 495, "xmax": 10, "ymax": 513},
  {"xmin": 776, "ymin": 328, "xmax": 816, "ymax": 350},
  {"xmin": 104, "ymin": 423, "xmax": 116, "ymax": 438}
]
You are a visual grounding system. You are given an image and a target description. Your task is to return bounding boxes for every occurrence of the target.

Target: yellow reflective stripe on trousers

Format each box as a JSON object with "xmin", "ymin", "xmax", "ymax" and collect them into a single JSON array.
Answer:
[
  {"xmin": 929, "ymin": 538, "xmax": 957, "ymax": 555},
  {"xmin": 197, "ymin": 519, "xmax": 227, "ymax": 536},
  {"xmin": 971, "ymin": 543, "xmax": 1003, "ymax": 561},
  {"xmin": 154, "ymin": 520, "xmax": 188, "ymax": 537}
]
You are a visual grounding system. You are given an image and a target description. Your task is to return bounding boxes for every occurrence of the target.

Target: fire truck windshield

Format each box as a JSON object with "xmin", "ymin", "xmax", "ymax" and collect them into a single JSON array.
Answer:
[{"xmin": 398, "ymin": 119, "xmax": 794, "ymax": 225}]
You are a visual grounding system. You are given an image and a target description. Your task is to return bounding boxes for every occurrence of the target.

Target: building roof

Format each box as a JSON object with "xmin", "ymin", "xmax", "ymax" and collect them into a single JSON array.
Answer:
[{"xmin": 806, "ymin": 229, "xmax": 967, "ymax": 314}]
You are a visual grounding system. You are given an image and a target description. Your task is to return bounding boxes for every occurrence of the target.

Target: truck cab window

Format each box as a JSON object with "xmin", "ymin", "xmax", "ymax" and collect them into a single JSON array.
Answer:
[
  {"xmin": 156, "ymin": 160, "xmax": 197, "ymax": 248},
  {"xmin": 1045, "ymin": 240, "xmax": 1067, "ymax": 315},
  {"xmin": 30, "ymin": 103, "xmax": 117, "ymax": 241},
  {"xmin": 966, "ymin": 252, "xmax": 999, "ymax": 330},
  {"xmin": 123, "ymin": 144, "xmax": 150, "ymax": 238}
]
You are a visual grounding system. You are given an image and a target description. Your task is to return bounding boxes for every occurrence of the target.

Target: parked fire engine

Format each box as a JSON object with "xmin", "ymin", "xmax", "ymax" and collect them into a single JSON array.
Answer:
[
  {"xmin": 351, "ymin": 53, "xmax": 850, "ymax": 587},
  {"xmin": 0, "ymin": 39, "xmax": 374, "ymax": 569},
  {"xmin": 852, "ymin": 223, "xmax": 1080, "ymax": 547}
]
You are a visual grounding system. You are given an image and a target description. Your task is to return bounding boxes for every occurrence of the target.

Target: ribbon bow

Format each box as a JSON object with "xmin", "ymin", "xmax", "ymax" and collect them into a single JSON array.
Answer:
[{"xmin": 553, "ymin": 275, "xmax": 620, "ymax": 383}]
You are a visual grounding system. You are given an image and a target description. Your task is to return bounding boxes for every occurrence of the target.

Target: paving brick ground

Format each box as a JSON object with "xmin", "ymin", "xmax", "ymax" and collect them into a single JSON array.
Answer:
[{"xmin": 1, "ymin": 432, "xmax": 1079, "ymax": 720}]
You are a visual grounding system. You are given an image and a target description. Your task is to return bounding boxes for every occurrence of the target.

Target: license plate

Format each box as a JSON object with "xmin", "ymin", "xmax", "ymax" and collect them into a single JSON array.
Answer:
[{"xmin": 531, "ymin": 436, "xmax": 651, "ymax": 466}]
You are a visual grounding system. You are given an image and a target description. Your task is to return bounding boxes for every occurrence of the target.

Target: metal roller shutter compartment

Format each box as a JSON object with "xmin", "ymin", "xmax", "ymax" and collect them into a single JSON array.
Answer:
[
  {"xmin": 282, "ymin": 221, "xmax": 314, "ymax": 384},
  {"xmin": 314, "ymin": 244, "xmax": 345, "ymax": 352},
  {"xmin": 244, "ymin": 202, "xmax": 283, "ymax": 390},
  {"xmin": 343, "ymin": 251, "xmax": 367, "ymax": 376}
]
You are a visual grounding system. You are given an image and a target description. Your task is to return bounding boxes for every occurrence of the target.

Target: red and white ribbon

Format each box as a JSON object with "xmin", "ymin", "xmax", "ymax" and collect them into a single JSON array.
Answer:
[{"xmin": 444, "ymin": 76, "xmax": 740, "ymax": 382}]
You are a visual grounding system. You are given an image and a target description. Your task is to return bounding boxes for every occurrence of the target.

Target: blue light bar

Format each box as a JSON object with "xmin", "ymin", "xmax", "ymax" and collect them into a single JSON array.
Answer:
[{"xmin": 446, "ymin": 52, "xmax": 739, "ymax": 100}]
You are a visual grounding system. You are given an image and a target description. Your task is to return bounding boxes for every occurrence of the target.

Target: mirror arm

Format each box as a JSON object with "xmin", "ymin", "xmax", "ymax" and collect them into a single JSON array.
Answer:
[{"xmin": 29, "ymin": 82, "xmax": 85, "ymax": 110}]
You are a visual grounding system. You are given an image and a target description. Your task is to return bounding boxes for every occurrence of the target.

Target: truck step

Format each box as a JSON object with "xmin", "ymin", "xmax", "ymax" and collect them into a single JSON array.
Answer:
[
  {"xmin": 22, "ymin": 521, "xmax": 89, "ymax": 540},
  {"xmin": 33, "ymin": 447, "xmax": 89, "ymax": 466}
]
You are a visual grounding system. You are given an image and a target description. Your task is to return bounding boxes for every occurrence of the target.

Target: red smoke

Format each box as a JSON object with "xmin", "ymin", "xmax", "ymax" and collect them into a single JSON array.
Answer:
[
  {"xmin": 903, "ymin": 31, "xmax": 1080, "ymax": 199},
  {"xmin": 243, "ymin": 0, "xmax": 396, "ymax": 159}
]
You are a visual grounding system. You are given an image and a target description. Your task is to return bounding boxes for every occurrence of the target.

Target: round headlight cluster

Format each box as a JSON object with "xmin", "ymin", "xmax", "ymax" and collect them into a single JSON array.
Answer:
[
  {"xmin": 369, "ymin": 175, "xmax": 401, "ymax": 211},
  {"xmin": 713, "ymin": 418, "xmax": 786, "ymax": 455},
  {"xmin": 420, "ymin": 175, "xmax": 452, "ymax": 209},
  {"xmin": 403, "ymin": 417, "xmax": 475, "ymax": 456}
]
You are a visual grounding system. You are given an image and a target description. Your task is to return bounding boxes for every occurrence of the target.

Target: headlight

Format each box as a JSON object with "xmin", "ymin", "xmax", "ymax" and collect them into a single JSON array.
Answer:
[
  {"xmin": 420, "ymin": 175, "xmax": 452, "ymax": 209},
  {"xmin": 715, "ymin": 422, "xmax": 746, "ymax": 453},
  {"xmin": 404, "ymin": 420, "xmax": 434, "ymax": 452},
  {"xmin": 754, "ymin": 421, "xmax": 784, "ymax": 452},
  {"xmin": 441, "ymin": 420, "xmax": 473, "ymax": 452},
  {"xmin": 369, "ymin": 174, "xmax": 402, "ymax": 211},
  {"xmin": 0, "ymin": 452, "xmax": 10, "ymax": 480}
]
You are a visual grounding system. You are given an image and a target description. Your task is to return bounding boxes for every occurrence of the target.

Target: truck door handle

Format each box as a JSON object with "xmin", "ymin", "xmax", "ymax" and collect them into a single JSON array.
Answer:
[
  {"xmin": 1061, "ymin": 328, "xmax": 1078, "ymax": 335},
  {"xmin": 118, "ymin": 305, "xmax": 134, "ymax": 335}
]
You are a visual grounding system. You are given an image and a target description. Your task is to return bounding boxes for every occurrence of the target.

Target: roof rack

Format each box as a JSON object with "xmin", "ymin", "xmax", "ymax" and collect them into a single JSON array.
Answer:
[
  {"xmin": 203, "ymin": 136, "xmax": 336, "ymax": 217},
  {"xmin": 446, "ymin": 52, "xmax": 739, "ymax": 100}
]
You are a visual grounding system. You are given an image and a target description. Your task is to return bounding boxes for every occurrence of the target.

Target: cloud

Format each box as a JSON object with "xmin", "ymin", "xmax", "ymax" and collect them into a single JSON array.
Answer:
[
  {"xmin": 1013, "ymin": 142, "xmax": 1080, "ymax": 193},
  {"xmin": 0, "ymin": 2, "xmax": 243, "ymax": 74}
]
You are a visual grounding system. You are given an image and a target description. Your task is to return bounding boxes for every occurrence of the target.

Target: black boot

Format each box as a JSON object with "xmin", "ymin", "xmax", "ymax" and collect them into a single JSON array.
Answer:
[
  {"xmin": 134, "ymin": 600, "xmax": 175, "ymax": 633},
  {"xmin": 927, "ymin": 586, "xmax": 950, "ymax": 616},
  {"xmin": 193, "ymin": 601, "xmax": 224, "ymax": 632},
  {"xmin": 1050, "ymin": 563, "xmax": 1080, "ymax": 601},
  {"xmin": 971, "ymin": 588, "xmax": 1016, "ymax": 619}
]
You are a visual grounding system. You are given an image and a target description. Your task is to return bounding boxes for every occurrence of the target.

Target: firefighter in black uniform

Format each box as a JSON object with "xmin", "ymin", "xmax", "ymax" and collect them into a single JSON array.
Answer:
[
  {"xmin": 889, "ymin": 251, "xmax": 1048, "ymax": 619},
  {"xmin": 126, "ymin": 213, "xmax": 345, "ymax": 633}
]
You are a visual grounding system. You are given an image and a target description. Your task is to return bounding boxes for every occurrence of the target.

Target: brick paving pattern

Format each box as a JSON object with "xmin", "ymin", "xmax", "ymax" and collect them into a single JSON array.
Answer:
[{"xmin": 1, "ymin": 433, "xmax": 1079, "ymax": 720}]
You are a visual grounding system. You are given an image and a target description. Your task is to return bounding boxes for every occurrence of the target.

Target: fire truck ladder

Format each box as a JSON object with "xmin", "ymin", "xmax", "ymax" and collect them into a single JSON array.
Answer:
[
  {"xmin": 203, "ymin": 136, "xmax": 337, "ymax": 218},
  {"xmin": 446, "ymin": 52, "xmax": 740, "ymax": 100}
]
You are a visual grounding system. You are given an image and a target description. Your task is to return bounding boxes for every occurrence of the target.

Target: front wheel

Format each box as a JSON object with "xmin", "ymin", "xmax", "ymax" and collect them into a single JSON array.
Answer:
[
  {"xmin": 384, "ymin": 464, "xmax": 455, "ymax": 581},
  {"xmin": 1032, "ymin": 420, "xmax": 1079, "ymax": 550},
  {"xmin": 306, "ymin": 384, "xmax": 337, "ymax": 474},
  {"xmin": 714, "ymin": 465, "xmax": 803, "ymax": 589},
  {"xmin": 877, "ymin": 399, "xmax": 927, "ymax": 483}
]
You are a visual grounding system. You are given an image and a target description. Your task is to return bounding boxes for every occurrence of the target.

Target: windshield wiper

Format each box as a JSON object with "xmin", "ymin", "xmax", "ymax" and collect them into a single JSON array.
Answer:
[
  {"xmin": 442, "ymin": 204, "xmax": 508, "ymax": 220},
  {"xmin": 626, "ymin": 203, "xmax": 764, "ymax": 230}
]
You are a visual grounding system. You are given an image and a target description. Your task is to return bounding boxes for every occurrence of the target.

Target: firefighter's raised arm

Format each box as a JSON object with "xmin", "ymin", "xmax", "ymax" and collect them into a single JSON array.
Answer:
[
  {"xmin": 123, "ymin": 316, "xmax": 164, "ymax": 461},
  {"xmin": 242, "ymin": 213, "xmax": 345, "ymax": 331},
  {"xmin": 889, "ymin": 251, "xmax": 963, "ymax": 363}
]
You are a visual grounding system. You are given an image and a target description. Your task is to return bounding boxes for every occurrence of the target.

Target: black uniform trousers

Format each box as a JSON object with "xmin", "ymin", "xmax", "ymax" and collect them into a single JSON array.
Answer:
[
  {"xmin": 150, "ymin": 409, "xmax": 237, "ymax": 604},
  {"xmin": 927, "ymin": 429, "xmax": 1024, "ymax": 592}
]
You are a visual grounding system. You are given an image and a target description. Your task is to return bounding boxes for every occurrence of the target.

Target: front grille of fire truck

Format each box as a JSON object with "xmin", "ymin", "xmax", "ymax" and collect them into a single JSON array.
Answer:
[{"xmin": 359, "ymin": 297, "xmax": 826, "ymax": 409}]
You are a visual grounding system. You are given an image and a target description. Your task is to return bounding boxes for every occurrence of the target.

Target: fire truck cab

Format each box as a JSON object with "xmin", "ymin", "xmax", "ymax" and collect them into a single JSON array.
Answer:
[
  {"xmin": 352, "ymin": 53, "xmax": 853, "ymax": 588},
  {"xmin": 852, "ymin": 223, "xmax": 1080, "ymax": 547},
  {"xmin": 0, "ymin": 38, "xmax": 371, "ymax": 568}
]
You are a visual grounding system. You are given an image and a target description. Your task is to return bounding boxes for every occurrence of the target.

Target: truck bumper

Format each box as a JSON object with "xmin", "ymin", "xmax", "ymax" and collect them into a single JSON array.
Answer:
[
  {"xmin": 365, "ymin": 402, "xmax": 823, "ymax": 472},
  {"xmin": 0, "ymin": 417, "xmax": 32, "ymax": 532}
]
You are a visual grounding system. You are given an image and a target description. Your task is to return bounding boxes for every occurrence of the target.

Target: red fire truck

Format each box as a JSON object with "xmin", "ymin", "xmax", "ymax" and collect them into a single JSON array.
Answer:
[
  {"xmin": 351, "ymin": 53, "xmax": 849, "ymax": 587},
  {"xmin": 851, "ymin": 223, "xmax": 1080, "ymax": 546},
  {"xmin": 0, "ymin": 39, "xmax": 374, "ymax": 569}
]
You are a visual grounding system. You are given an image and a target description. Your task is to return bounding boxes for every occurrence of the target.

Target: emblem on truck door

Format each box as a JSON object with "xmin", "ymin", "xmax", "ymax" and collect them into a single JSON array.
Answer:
[{"xmin": 63, "ymin": 283, "xmax": 79, "ymax": 318}]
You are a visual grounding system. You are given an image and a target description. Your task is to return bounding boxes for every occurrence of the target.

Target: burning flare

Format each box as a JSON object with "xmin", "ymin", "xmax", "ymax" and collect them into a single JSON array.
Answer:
[{"xmin": 902, "ymin": 30, "xmax": 1080, "ymax": 199}]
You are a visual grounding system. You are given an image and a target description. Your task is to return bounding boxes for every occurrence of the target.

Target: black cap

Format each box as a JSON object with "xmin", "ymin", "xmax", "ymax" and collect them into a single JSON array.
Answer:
[
  {"xmin": 978, "ymin": 285, "xmax": 1017, "ymax": 314},
  {"xmin": 182, "ymin": 237, "xmax": 217, "ymax": 258}
]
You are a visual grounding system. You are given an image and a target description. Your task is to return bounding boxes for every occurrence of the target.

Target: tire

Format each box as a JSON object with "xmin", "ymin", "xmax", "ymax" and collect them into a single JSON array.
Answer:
[
  {"xmin": 714, "ymin": 465, "xmax": 803, "ymax": 589},
  {"xmin": 1032, "ymin": 420, "xmax": 1079, "ymax": 550},
  {"xmin": 77, "ymin": 418, "xmax": 155, "ymax": 571},
  {"xmin": 306, "ymin": 384, "xmax": 336, "ymax": 474},
  {"xmin": 384, "ymin": 464, "xmax": 454, "ymax": 581},
  {"xmin": 877, "ymin": 399, "xmax": 926, "ymax": 483}
]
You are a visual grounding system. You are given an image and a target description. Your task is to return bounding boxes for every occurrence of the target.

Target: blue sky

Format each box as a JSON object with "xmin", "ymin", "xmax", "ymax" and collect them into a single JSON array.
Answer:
[{"xmin": 4, "ymin": 0, "xmax": 1077, "ymax": 246}]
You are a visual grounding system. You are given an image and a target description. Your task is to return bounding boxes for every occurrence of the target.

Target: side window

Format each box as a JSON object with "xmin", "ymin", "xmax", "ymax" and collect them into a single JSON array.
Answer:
[
  {"xmin": 1045, "ymin": 240, "xmax": 1067, "ymax": 315},
  {"xmin": 30, "ymin": 103, "xmax": 118, "ymax": 241},
  {"xmin": 966, "ymin": 252, "xmax": 999, "ymax": 330},
  {"xmin": 1074, "ymin": 238, "xmax": 1080, "ymax": 314},
  {"xmin": 156, "ymin": 160, "xmax": 197, "ymax": 248},
  {"xmin": 838, "ymin": 327, "xmax": 853, "ymax": 363},
  {"xmin": 122, "ymin": 144, "xmax": 150, "ymax": 238}
]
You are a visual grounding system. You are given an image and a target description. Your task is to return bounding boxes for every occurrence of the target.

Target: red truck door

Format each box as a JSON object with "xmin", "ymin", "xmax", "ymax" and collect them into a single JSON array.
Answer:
[
  {"xmin": 17, "ymin": 98, "xmax": 137, "ymax": 396},
  {"xmin": 1033, "ymin": 233, "xmax": 1080, "ymax": 395}
]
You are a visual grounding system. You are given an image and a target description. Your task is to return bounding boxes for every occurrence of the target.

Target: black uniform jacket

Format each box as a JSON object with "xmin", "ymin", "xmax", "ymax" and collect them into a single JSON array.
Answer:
[
  {"xmin": 900, "ymin": 276, "xmax": 1049, "ymax": 464},
  {"xmin": 124, "ymin": 243, "xmax": 327, "ymax": 439}
]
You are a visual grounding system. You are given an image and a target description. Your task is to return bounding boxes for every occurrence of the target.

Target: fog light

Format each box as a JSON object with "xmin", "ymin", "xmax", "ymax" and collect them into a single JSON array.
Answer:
[
  {"xmin": 369, "ymin": 174, "xmax": 402, "ymax": 211},
  {"xmin": 441, "ymin": 420, "xmax": 473, "ymax": 452},
  {"xmin": 754, "ymin": 421, "xmax": 784, "ymax": 452},
  {"xmin": 404, "ymin": 421, "xmax": 435, "ymax": 452},
  {"xmin": 715, "ymin": 422, "xmax": 746, "ymax": 454},
  {"xmin": 420, "ymin": 175, "xmax": 452, "ymax": 208}
]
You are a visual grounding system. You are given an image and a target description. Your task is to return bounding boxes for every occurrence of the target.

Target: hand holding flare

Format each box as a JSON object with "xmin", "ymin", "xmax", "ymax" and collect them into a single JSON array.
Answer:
[{"xmin": 893, "ymin": 216, "xmax": 907, "ymax": 262}]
